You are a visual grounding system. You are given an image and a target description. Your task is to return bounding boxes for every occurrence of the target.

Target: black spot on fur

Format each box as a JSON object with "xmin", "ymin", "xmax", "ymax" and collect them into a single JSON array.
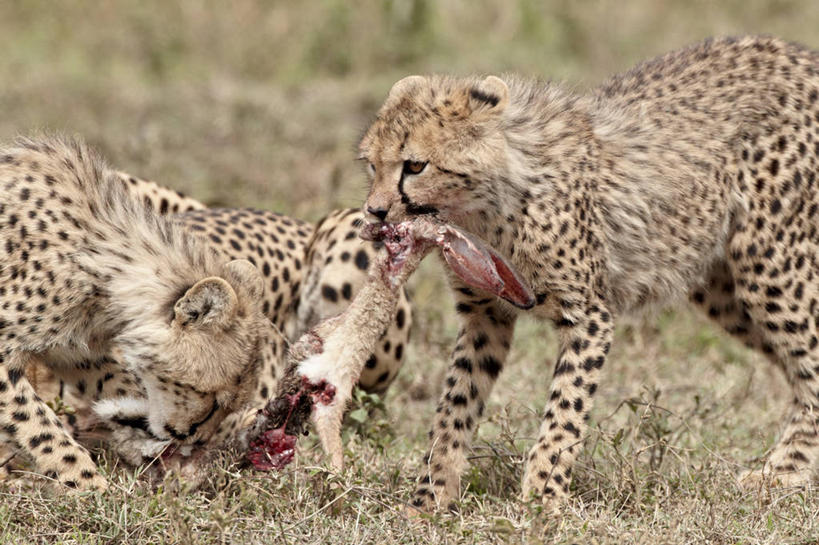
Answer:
[
  {"xmin": 479, "ymin": 355, "xmax": 502, "ymax": 378},
  {"xmin": 7, "ymin": 368, "xmax": 23, "ymax": 386},
  {"xmin": 355, "ymin": 250, "xmax": 369, "ymax": 271},
  {"xmin": 454, "ymin": 357, "xmax": 473, "ymax": 373},
  {"xmin": 29, "ymin": 432, "xmax": 53, "ymax": 448},
  {"xmin": 321, "ymin": 285, "xmax": 338, "ymax": 302}
]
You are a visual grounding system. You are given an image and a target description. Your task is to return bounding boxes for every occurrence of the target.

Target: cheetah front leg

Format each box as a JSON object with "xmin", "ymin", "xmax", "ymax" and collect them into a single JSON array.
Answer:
[
  {"xmin": 522, "ymin": 302, "xmax": 613, "ymax": 513},
  {"xmin": 410, "ymin": 283, "xmax": 517, "ymax": 512},
  {"xmin": 0, "ymin": 352, "xmax": 106, "ymax": 490}
]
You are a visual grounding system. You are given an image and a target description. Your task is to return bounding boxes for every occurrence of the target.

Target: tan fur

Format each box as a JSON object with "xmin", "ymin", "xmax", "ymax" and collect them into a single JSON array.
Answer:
[
  {"xmin": 113, "ymin": 171, "xmax": 205, "ymax": 214},
  {"xmin": 120, "ymin": 180, "xmax": 411, "ymax": 394},
  {"xmin": 0, "ymin": 136, "xmax": 274, "ymax": 488},
  {"xmin": 13, "ymin": 177, "xmax": 414, "ymax": 476},
  {"xmin": 295, "ymin": 210, "xmax": 412, "ymax": 393},
  {"xmin": 359, "ymin": 36, "xmax": 819, "ymax": 512}
]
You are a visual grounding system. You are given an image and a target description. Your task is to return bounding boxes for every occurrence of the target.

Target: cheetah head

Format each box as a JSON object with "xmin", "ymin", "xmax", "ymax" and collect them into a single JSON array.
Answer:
[
  {"xmin": 95, "ymin": 259, "xmax": 267, "ymax": 449},
  {"xmin": 359, "ymin": 74, "xmax": 510, "ymax": 226}
]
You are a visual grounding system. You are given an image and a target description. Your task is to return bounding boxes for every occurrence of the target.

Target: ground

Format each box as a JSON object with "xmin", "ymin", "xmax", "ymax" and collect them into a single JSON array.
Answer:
[{"xmin": 2, "ymin": 1, "xmax": 819, "ymax": 543}]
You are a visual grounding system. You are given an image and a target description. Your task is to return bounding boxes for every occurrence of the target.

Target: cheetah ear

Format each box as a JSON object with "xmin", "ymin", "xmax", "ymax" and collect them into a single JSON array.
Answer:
[
  {"xmin": 467, "ymin": 75, "xmax": 509, "ymax": 115},
  {"xmin": 222, "ymin": 259, "xmax": 263, "ymax": 301},
  {"xmin": 174, "ymin": 277, "xmax": 238, "ymax": 329},
  {"xmin": 386, "ymin": 75, "xmax": 427, "ymax": 105}
]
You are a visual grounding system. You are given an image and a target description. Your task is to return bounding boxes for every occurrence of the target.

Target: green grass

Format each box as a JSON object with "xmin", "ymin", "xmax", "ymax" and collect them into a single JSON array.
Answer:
[{"xmin": 2, "ymin": 1, "xmax": 819, "ymax": 543}]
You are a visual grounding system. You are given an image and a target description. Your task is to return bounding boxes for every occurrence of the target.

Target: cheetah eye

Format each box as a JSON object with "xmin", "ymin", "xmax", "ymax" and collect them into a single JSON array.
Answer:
[{"xmin": 402, "ymin": 160, "xmax": 428, "ymax": 175}]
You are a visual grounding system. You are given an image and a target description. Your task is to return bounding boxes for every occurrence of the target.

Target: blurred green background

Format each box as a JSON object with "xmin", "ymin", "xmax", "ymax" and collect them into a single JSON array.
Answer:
[{"xmin": 1, "ymin": 0, "xmax": 816, "ymax": 220}]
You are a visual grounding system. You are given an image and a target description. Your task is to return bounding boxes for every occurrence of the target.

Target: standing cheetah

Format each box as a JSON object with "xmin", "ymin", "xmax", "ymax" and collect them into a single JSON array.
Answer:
[
  {"xmin": 0, "ymin": 136, "xmax": 272, "ymax": 488},
  {"xmin": 358, "ymin": 35, "xmax": 819, "ymax": 511}
]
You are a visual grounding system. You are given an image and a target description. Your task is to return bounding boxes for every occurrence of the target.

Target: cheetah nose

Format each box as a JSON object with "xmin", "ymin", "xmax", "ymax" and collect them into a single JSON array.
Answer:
[{"xmin": 367, "ymin": 206, "xmax": 389, "ymax": 222}]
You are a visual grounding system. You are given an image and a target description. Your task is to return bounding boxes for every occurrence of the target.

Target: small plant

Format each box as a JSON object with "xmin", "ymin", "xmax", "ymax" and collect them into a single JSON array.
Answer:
[
  {"xmin": 343, "ymin": 387, "xmax": 394, "ymax": 451},
  {"xmin": 45, "ymin": 396, "xmax": 76, "ymax": 419}
]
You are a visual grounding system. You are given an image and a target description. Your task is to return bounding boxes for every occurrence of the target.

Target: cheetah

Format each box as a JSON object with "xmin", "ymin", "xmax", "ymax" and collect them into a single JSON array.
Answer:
[
  {"xmin": 0, "ymin": 136, "xmax": 273, "ymax": 489},
  {"xmin": 15, "ymin": 171, "xmax": 412, "ymax": 474},
  {"xmin": 358, "ymin": 35, "xmax": 819, "ymax": 512},
  {"xmin": 122, "ymin": 172, "xmax": 412, "ymax": 395}
]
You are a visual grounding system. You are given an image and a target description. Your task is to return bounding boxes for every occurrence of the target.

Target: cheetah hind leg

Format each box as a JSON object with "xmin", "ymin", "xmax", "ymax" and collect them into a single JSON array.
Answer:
[
  {"xmin": 690, "ymin": 261, "xmax": 819, "ymax": 489},
  {"xmin": 737, "ymin": 399, "xmax": 819, "ymax": 490},
  {"xmin": 723, "ymin": 263, "xmax": 819, "ymax": 489}
]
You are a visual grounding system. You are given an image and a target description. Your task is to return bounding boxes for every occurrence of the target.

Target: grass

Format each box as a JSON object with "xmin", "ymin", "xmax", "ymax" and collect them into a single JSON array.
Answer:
[{"xmin": 2, "ymin": 1, "xmax": 819, "ymax": 543}]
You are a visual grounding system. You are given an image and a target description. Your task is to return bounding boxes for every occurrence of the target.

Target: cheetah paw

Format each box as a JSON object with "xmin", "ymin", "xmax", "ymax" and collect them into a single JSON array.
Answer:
[
  {"xmin": 520, "ymin": 481, "xmax": 564, "ymax": 516},
  {"xmin": 405, "ymin": 488, "xmax": 458, "ymax": 516},
  {"xmin": 401, "ymin": 503, "xmax": 427, "ymax": 520},
  {"xmin": 539, "ymin": 495, "xmax": 564, "ymax": 517},
  {"xmin": 58, "ymin": 470, "xmax": 108, "ymax": 492}
]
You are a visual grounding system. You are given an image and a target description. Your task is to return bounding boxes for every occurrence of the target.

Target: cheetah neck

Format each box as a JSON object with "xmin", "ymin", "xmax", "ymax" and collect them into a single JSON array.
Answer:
[
  {"xmin": 453, "ymin": 80, "xmax": 601, "ymax": 284},
  {"xmin": 455, "ymin": 76, "xmax": 742, "ymax": 313}
]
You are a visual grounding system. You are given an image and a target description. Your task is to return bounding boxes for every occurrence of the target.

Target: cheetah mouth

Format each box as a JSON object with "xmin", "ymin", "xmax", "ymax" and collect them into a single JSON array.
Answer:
[{"xmin": 360, "ymin": 218, "xmax": 535, "ymax": 309}]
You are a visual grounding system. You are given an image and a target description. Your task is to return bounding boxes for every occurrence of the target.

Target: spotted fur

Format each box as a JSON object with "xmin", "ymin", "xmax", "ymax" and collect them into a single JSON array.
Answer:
[
  {"xmin": 0, "ymin": 136, "xmax": 272, "ymax": 489},
  {"xmin": 120, "ymin": 173, "xmax": 411, "ymax": 395},
  {"xmin": 359, "ymin": 36, "xmax": 819, "ymax": 511},
  {"xmin": 17, "ymin": 172, "xmax": 412, "ymax": 472}
]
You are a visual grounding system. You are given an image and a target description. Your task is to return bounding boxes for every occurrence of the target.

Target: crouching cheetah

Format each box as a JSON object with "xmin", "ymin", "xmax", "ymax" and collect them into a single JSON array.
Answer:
[
  {"xmin": 13, "ymin": 168, "xmax": 412, "ymax": 476},
  {"xmin": 0, "ymin": 136, "xmax": 273, "ymax": 489},
  {"xmin": 125, "ymin": 173, "xmax": 412, "ymax": 396},
  {"xmin": 358, "ymin": 35, "xmax": 819, "ymax": 512}
]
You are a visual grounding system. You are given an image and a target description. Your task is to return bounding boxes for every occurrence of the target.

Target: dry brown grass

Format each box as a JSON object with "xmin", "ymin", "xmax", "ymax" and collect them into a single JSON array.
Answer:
[{"xmin": 2, "ymin": 1, "xmax": 819, "ymax": 543}]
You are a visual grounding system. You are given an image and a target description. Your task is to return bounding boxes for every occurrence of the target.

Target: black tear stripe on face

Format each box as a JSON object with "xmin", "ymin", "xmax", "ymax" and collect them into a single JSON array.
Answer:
[
  {"xmin": 113, "ymin": 415, "xmax": 153, "ymax": 435},
  {"xmin": 163, "ymin": 398, "xmax": 219, "ymax": 441},
  {"xmin": 398, "ymin": 169, "xmax": 439, "ymax": 216}
]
